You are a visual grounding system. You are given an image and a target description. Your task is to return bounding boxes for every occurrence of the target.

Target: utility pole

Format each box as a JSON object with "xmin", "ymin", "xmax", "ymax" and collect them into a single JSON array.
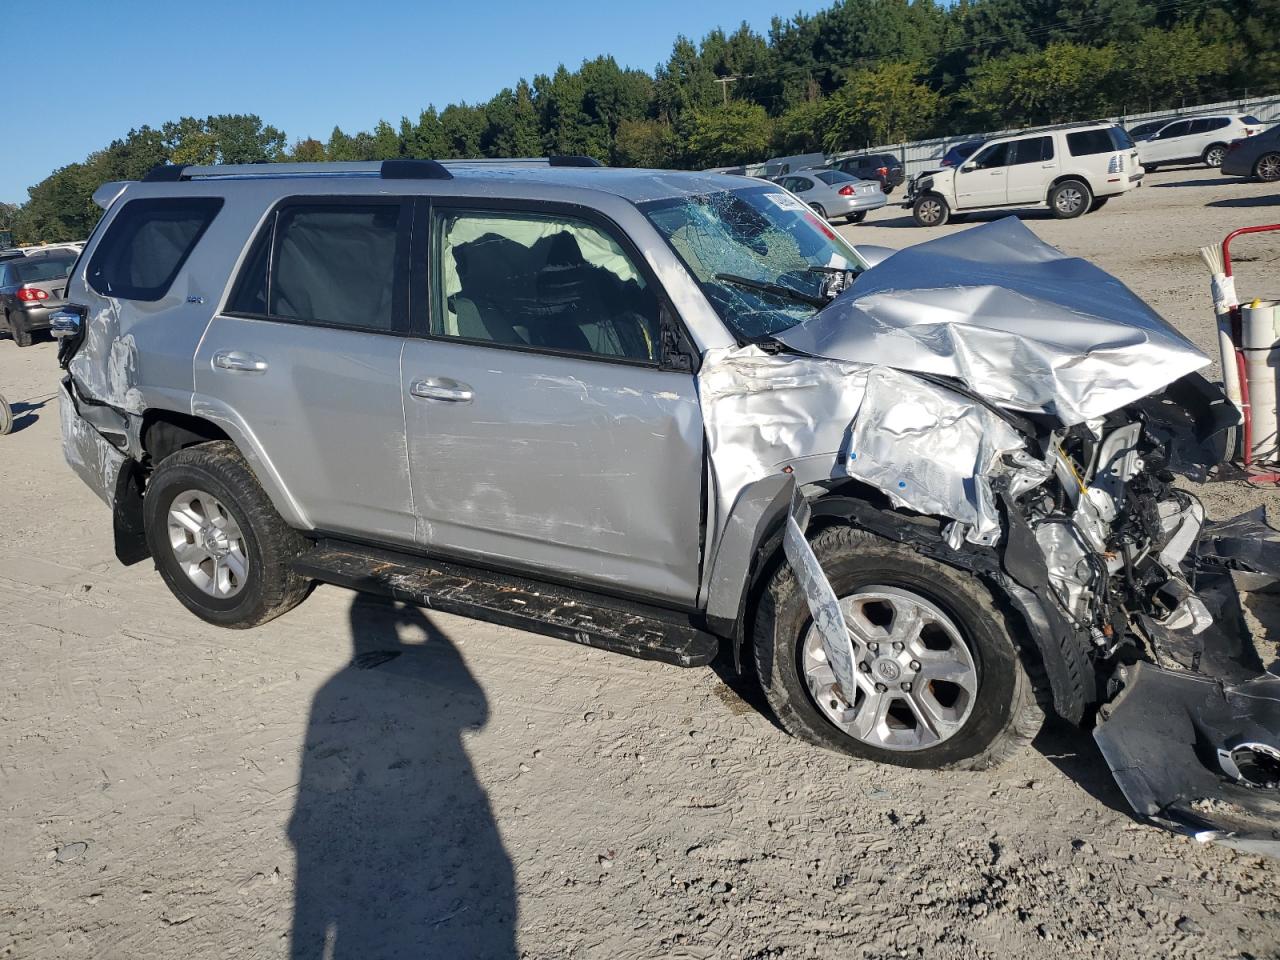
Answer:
[{"xmin": 713, "ymin": 75, "xmax": 753, "ymax": 106}]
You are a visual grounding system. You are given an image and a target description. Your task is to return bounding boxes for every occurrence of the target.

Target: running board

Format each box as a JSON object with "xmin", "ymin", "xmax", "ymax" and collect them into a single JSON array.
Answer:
[{"xmin": 292, "ymin": 541, "xmax": 719, "ymax": 668}]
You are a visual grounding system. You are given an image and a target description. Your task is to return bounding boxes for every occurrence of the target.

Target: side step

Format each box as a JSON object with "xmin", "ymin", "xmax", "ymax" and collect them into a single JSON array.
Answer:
[{"xmin": 292, "ymin": 541, "xmax": 720, "ymax": 668}]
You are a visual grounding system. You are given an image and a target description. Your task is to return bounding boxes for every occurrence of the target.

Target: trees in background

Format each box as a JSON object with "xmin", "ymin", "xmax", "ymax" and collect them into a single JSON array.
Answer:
[{"xmin": 9, "ymin": 0, "xmax": 1280, "ymax": 241}]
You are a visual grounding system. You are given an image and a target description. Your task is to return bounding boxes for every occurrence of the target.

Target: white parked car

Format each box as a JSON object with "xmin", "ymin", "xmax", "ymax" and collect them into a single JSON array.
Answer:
[
  {"xmin": 1136, "ymin": 114, "xmax": 1263, "ymax": 169},
  {"xmin": 906, "ymin": 123, "xmax": 1141, "ymax": 227}
]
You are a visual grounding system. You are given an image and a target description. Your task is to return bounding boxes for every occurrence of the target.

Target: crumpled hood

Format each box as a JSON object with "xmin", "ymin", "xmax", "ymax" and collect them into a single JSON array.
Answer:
[{"xmin": 775, "ymin": 218, "xmax": 1210, "ymax": 426}]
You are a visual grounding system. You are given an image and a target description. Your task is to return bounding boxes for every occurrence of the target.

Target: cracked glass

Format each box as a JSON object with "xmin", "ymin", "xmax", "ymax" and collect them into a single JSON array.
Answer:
[{"xmin": 639, "ymin": 185, "xmax": 863, "ymax": 343}]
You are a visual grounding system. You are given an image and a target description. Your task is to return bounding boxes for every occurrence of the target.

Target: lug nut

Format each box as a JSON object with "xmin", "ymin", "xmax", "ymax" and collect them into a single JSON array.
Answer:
[
  {"xmin": 859, "ymin": 661, "xmax": 871, "ymax": 673},
  {"xmin": 892, "ymin": 641, "xmax": 904, "ymax": 652},
  {"xmin": 868, "ymin": 643, "xmax": 879, "ymax": 654},
  {"xmin": 910, "ymin": 660, "xmax": 921, "ymax": 671},
  {"xmin": 901, "ymin": 682, "xmax": 912, "ymax": 693},
  {"xmin": 874, "ymin": 682, "xmax": 887, "ymax": 693}
]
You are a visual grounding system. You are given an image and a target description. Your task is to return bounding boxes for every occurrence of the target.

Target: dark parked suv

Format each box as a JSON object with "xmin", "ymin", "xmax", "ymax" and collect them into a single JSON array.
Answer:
[{"xmin": 827, "ymin": 153, "xmax": 905, "ymax": 194}]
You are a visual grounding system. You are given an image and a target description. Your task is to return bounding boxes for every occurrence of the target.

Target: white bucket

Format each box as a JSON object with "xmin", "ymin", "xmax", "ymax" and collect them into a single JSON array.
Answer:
[{"xmin": 1242, "ymin": 299, "xmax": 1280, "ymax": 463}]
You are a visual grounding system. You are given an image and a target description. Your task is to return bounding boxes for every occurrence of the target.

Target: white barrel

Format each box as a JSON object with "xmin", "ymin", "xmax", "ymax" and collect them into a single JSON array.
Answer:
[{"xmin": 1242, "ymin": 300, "xmax": 1280, "ymax": 463}]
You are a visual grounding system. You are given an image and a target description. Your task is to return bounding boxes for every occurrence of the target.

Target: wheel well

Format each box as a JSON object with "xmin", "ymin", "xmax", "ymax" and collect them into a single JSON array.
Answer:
[
  {"xmin": 1046, "ymin": 174, "xmax": 1091, "ymax": 199},
  {"xmin": 1205, "ymin": 141, "xmax": 1227, "ymax": 153},
  {"xmin": 141, "ymin": 410, "xmax": 231, "ymax": 467}
]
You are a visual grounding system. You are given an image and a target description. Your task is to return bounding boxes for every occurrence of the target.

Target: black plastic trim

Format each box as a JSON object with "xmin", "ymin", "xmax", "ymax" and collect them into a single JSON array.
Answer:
[
  {"xmin": 548, "ymin": 155, "xmax": 603, "ymax": 167},
  {"xmin": 380, "ymin": 159, "xmax": 453, "ymax": 180},
  {"xmin": 142, "ymin": 164, "xmax": 189, "ymax": 182}
]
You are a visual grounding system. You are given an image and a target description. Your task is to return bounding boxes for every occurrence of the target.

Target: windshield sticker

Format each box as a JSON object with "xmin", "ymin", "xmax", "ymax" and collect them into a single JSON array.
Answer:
[{"xmin": 764, "ymin": 192, "xmax": 808, "ymax": 213}]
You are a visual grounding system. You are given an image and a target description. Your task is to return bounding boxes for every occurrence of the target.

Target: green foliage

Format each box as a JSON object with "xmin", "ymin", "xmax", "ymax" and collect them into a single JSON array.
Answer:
[
  {"xmin": 684, "ymin": 102, "xmax": 774, "ymax": 168},
  {"xmin": 963, "ymin": 41, "xmax": 1121, "ymax": 126},
  {"xmin": 11, "ymin": 0, "xmax": 1280, "ymax": 241},
  {"xmin": 823, "ymin": 62, "xmax": 940, "ymax": 150}
]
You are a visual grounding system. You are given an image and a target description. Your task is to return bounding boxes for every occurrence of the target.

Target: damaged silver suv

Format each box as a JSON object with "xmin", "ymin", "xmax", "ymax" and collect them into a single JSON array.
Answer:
[{"xmin": 56, "ymin": 159, "xmax": 1272, "ymax": 825}]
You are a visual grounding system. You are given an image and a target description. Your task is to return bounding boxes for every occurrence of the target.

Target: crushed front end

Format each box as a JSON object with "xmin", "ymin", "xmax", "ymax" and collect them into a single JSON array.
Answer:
[{"xmin": 745, "ymin": 218, "xmax": 1280, "ymax": 850}]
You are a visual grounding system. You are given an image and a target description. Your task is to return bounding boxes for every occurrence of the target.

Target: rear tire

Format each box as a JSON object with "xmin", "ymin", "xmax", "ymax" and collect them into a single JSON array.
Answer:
[
  {"xmin": 1256, "ymin": 152, "xmax": 1280, "ymax": 183},
  {"xmin": 912, "ymin": 194, "xmax": 949, "ymax": 227},
  {"xmin": 1049, "ymin": 179, "xmax": 1091, "ymax": 219},
  {"xmin": 11, "ymin": 314, "xmax": 32, "ymax": 347},
  {"xmin": 1203, "ymin": 143, "xmax": 1227, "ymax": 168},
  {"xmin": 752, "ymin": 524, "xmax": 1043, "ymax": 770},
  {"xmin": 810, "ymin": 203, "xmax": 828, "ymax": 220},
  {"xmin": 846, "ymin": 211, "xmax": 867, "ymax": 224},
  {"xmin": 144, "ymin": 440, "xmax": 312, "ymax": 628}
]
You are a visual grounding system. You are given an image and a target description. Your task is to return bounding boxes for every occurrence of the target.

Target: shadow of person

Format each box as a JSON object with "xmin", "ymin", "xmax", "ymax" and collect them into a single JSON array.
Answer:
[{"xmin": 289, "ymin": 594, "xmax": 517, "ymax": 959}]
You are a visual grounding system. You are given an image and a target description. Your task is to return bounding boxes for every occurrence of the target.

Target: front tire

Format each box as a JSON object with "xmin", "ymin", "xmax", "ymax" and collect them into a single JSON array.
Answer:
[
  {"xmin": 752, "ymin": 524, "xmax": 1042, "ymax": 770},
  {"xmin": 1203, "ymin": 143, "xmax": 1227, "ymax": 168},
  {"xmin": 0, "ymin": 394, "xmax": 11, "ymax": 436},
  {"xmin": 809, "ymin": 203, "xmax": 827, "ymax": 220},
  {"xmin": 144, "ymin": 440, "xmax": 311, "ymax": 628},
  {"xmin": 846, "ymin": 211, "xmax": 866, "ymax": 224},
  {"xmin": 912, "ymin": 193, "xmax": 949, "ymax": 227},
  {"xmin": 1256, "ymin": 152, "xmax": 1280, "ymax": 183},
  {"xmin": 1049, "ymin": 179, "xmax": 1091, "ymax": 219}
]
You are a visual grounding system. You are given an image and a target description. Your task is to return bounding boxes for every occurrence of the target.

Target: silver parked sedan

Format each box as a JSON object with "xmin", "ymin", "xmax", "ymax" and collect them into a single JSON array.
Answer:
[{"xmin": 776, "ymin": 168, "xmax": 887, "ymax": 223}]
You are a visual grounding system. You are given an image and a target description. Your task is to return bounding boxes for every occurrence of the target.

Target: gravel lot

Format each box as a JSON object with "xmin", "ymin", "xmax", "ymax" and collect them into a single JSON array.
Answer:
[{"xmin": 2, "ymin": 167, "xmax": 1279, "ymax": 960}]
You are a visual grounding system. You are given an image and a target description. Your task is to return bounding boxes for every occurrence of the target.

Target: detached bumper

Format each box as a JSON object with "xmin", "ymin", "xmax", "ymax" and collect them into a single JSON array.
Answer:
[{"xmin": 1094, "ymin": 515, "xmax": 1280, "ymax": 856}]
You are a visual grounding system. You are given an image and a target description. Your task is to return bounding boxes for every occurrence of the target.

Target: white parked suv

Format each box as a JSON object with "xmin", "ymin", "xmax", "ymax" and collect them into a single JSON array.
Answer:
[
  {"xmin": 1136, "ymin": 114, "xmax": 1263, "ymax": 170},
  {"xmin": 906, "ymin": 123, "xmax": 1142, "ymax": 227}
]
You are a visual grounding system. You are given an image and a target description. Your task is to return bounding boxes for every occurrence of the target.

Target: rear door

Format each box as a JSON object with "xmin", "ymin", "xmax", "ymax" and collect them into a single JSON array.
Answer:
[
  {"xmin": 400, "ymin": 200, "xmax": 705, "ymax": 605},
  {"xmin": 195, "ymin": 197, "xmax": 418, "ymax": 546},
  {"xmin": 955, "ymin": 140, "xmax": 1011, "ymax": 208},
  {"xmin": 1004, "ymin": 135, "xmax": 1056, "ymax": 204}
]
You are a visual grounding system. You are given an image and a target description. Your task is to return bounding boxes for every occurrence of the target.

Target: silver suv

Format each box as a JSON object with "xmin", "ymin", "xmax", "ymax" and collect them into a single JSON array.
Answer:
[{"xmin": 54, "ymin": 158, "xmax": 1261, "ymax": 787}]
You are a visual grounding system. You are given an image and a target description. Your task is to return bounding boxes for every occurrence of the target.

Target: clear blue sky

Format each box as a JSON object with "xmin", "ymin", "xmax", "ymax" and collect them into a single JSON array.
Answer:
[{"xmin": 1, "ymin": 0, "xmax": 824, "ymax": 203}]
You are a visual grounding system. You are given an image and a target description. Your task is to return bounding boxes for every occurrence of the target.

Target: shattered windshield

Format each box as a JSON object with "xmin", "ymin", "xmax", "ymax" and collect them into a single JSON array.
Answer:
[{"xmin": 639, "ymin": 185, "xmax": 864, "ymax": 343}]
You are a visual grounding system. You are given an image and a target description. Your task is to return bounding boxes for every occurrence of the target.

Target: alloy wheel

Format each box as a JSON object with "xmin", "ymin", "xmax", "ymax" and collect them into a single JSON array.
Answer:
[
  {"xmin": 1054, "ymin": 186, "xmax": 1084, "ymax": 215},
  {"xmin": 1258, "ymin": 154, "xmax": 1280, "ymax": 183},
  {"xmin": 167, "ymin": 489, "xmax": 250, "ymax": 598},
  {"xmin": 801, "ymin": 585, "xmax": 979, "ymax": 751}
]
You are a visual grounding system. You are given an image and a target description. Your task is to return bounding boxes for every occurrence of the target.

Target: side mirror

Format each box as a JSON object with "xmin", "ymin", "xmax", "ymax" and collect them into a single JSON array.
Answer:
[{"xmin": 49, "ymin": 308, "xmax": 82, "ymax": 339}]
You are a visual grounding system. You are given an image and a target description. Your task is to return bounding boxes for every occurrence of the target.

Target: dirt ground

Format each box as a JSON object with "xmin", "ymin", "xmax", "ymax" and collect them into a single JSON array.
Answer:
[{"xmin": 2, "ymin": 167, "xmax": 1280, "ymax": 960}]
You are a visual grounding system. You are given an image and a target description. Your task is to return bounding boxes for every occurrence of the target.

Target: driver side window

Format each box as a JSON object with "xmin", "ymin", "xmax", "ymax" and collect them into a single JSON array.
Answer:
[
  {"xmin": 970, "ymin": 142, "xmax": 1011, "ymax": 170},
  {"xmin": 433, "ymin": 210, "xmax": 660, "ymax": 363}
]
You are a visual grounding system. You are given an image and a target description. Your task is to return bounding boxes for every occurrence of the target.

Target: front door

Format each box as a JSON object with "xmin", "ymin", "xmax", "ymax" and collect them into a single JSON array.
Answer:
[
  {"xmin": 1146, "ymin": 120, "xmax": 1192, "ymax": 163},
  {"xmin": 195, "ymin": 197, "xmax": 417, "ymax": 545},
  {"xmin": 955, "ymin": 141, "xmax": 1011, "ymax": 208},
  {"xmin": 401, "ymin": 202, "xmax": 705, "ymax": 604}
]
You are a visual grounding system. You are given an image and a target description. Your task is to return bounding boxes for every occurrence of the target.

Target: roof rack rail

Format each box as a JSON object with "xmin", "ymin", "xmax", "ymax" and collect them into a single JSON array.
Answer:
[
  {"xmin": 548, "ymin": 155, "xmax": 604, "ymax": 167},
  {"xmin": 138, "ymin": 156, "xmax": 600, "ymax": 184}
]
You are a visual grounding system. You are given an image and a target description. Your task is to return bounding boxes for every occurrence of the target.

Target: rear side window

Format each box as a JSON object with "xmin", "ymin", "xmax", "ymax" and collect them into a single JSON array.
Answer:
[
  {"xmin": 1109, "ymin": 126, "xmax": 1135, "ymax": 150},
  {"xmin": 229, "ymin": 200, "xmax": 407, "ymax": 333},
  {"xmin": 1009, "ymin": 136, "xmax": 1054, "ymax": 164},
  {"xmin": 86, "ymin": 197, "xmax": 222, "ymax": 301},
  {"xmin": 1066, "ymin": 129, "xmax": 1117, "ymax": 156}
]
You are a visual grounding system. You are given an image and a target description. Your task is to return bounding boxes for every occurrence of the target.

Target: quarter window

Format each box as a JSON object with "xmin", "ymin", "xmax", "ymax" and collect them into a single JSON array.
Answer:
[
  {"xmin": 1067, "ymin": 129, "xmax": 1118, "ymax": 155},
  {"xmin": 434, "ymin": 210, "xmax": 660, "ymax": 363},
  {"xmin": 87, "ymin": 197, "xmax": 223, "ymax": 301}
]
